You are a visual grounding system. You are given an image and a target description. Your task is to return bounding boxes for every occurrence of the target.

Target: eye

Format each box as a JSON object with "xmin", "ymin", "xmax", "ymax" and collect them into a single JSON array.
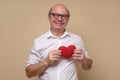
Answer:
[
  {"xmin": 53, "ymin": 13, "xmax": 59, "ymax": 17},
  {"xmin": 62, "ymin": 14, "xmax": 69, "ymax": 18},
  {"xmin": 50, "ymin": 13, "xmax": 59, "ymax": 18}
]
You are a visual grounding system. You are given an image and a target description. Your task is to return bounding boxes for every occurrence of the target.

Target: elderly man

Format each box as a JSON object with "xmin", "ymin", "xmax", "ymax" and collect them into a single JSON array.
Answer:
[{"xmin": 25, "ymin": 4, "xmax": 92, "ymax": 80}]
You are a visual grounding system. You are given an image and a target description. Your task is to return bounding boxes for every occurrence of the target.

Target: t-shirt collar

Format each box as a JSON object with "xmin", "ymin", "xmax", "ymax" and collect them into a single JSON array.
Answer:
[{"xmin": 47, "ymin": 29, "xmax": 70, "ymax": 39}]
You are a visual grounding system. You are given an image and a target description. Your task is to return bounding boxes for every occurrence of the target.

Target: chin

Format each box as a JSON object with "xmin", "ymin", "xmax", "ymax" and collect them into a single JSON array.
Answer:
[{"xmin": 56, "ymin": 26, "xmax": 65, "ymax": 30}]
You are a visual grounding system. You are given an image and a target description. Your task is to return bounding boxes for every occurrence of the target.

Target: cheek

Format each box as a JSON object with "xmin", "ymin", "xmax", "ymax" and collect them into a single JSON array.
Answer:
[
  {"xmin": 64, "ymin": 19, "xmax": 69, "ymax": 23},
  {"xmin": 63, "ymin": 20, "xmax": 69, "ymax": 26},
  {"xmin": 49, "ymin": 17, "xmax": 55, "ymax": 22},
  {"xmin": 49, "ymin": 19, "xmax": 55, "ymax": 25}
]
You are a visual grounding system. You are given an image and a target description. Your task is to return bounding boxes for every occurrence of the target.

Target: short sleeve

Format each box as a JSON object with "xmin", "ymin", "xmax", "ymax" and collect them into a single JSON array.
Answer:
[
  {"xmin": 76, "ymin": 37, "xmax": 90, "ymax": 59},
  {"xmin": 26, "ymin": 42, "xmax": 42, "ymax": 67}
]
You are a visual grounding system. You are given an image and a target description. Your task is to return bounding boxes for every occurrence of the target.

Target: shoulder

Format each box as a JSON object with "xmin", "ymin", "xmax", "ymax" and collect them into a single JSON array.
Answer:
[
  {"xmin": 34, "ymin": 32, "xmax": 48, "ymax": 43},
  {"xmin": 68, "ymin": 31, "xmax": 82, "ymax": 40}
]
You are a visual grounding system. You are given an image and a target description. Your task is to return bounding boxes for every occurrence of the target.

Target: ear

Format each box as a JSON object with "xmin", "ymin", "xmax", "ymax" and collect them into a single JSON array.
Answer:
[{"xmin": 48, "ymin": 15, "xmax": 51, "ymax": 20}]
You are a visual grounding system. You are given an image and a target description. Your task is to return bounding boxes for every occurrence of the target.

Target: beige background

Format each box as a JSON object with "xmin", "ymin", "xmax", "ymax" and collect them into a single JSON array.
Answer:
[{"xmin": 0, "ymin": 0, "xmax": 120, "ymax": 80}]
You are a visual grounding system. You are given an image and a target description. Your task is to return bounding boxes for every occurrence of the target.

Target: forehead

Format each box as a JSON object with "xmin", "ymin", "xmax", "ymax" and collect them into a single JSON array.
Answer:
[{"xmin": 51, "ymin": 5, "xmax": 69, "ymax": 14}]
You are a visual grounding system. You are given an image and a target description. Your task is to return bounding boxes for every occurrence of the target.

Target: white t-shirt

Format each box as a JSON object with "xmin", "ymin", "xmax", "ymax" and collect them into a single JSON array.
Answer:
[{"xmin": 26, "ymin": 30, "xmax": 89, "ymax": 80}]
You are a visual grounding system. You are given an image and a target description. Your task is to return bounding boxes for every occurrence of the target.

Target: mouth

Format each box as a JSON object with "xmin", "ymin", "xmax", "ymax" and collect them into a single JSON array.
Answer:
[{"xmin": 54, "ymin": 21, "xmax": 64, "ymax": 26}]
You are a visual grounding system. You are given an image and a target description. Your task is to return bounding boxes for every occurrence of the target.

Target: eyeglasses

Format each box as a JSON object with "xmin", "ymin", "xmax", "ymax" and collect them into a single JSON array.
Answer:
[{"xmin": 49, "ymin": 13, "xmax": 70, "ymax": 20}]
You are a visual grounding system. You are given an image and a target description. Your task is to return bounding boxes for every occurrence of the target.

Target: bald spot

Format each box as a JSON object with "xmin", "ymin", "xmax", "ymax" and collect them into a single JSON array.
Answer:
[{"xmin": 48, "ymin": 4, "xmax": 70, "ymax": 16}]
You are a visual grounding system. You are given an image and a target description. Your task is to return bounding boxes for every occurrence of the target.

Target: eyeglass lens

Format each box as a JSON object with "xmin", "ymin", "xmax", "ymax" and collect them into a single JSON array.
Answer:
[{"xmin": 50, "ymin": 13, "xmax": 69, "ymax": 19}]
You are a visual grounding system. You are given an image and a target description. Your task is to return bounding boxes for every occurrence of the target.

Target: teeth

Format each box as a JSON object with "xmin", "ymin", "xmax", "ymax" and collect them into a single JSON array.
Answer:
[
  {"xmin": 57, "ymin": 22, "xmax": 60, "ymax": 24},
  {"xmin": 55, "ymin": 22, "xmax": 63, "ymax": 25}
]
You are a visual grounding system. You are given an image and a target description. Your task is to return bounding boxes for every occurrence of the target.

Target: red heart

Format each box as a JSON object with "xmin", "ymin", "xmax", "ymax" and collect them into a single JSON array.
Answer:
[{"xmin": 58, "ymin": 45, "xmax": 76, "ymax": 59}]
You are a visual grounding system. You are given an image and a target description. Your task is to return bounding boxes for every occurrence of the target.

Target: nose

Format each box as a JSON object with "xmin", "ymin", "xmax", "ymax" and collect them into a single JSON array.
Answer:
[{"xmin": 57, "ymin": 16, "xmax": 62, "ymax": 21}]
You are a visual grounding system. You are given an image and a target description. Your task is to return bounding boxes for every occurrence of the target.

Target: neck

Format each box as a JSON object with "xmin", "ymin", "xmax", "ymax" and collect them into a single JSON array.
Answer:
[{"xmin": 50, "ymin": 28, "xmax": 65, "ymax": 38}]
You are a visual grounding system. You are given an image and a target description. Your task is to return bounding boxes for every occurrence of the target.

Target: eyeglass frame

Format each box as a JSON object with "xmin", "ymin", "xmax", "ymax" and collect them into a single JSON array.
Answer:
[{"xmin": 49, "ymin": 13, "xmax": 70, "ymax": 20}]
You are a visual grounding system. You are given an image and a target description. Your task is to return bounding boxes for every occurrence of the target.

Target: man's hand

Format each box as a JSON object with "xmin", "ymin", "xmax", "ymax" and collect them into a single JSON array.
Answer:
[
  {"xmin": 72, "ymin": 48, "xmax": 93, "ymax": 70},
  {"xmin": 72, "ymin": 48, "xmax": 85, "ymax": 62},
  {"xmin": 45, "ymin": 50, "xmax": 62, "ymax": 65}
]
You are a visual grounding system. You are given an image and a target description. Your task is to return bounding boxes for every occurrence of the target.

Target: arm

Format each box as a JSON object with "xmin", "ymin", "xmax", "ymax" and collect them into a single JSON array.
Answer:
[
  {"xmin": 25, "ymin": 59, "xmax": 50, "ymax": 78},
  {"xmin": 25, "ymin": 50, "xmax": 61, "ymax": 78},
  {"xmin": 81, "ymin": 57, "xmax": 93, "ymax": 70},
  {"xmin": 72, "ymin": 49, "xmax": 93, "ymax": 70}
]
